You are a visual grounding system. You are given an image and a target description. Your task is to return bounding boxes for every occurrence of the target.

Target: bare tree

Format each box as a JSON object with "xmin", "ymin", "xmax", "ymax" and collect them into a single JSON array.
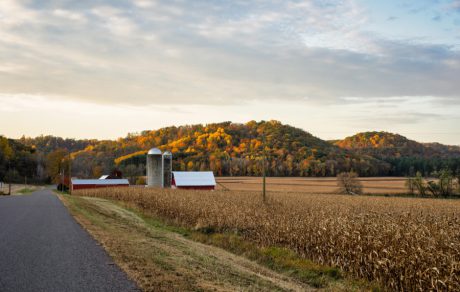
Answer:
[
  {"xmin": 426, "ymin": 169, "xmax": 454, "ymax": 197},
  {"xmin": 405, "ymin": 177, "xmax": 416, "ymax": 195},
  {"xmin": 454, "ymin": 171, "xmax": 460, "ymax": 195},
  {"xmin": 337, "ymin": 171, "xmax": 363, "ymax": 195},
  {"xmin": 412, "ymin": 172, "xmax": 426, "ymax": 196}
]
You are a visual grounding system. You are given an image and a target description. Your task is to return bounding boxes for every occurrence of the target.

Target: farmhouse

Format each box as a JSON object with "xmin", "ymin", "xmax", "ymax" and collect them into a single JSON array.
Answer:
[
  {"xmin": 172, "ymin": 171, "xmax": 216, "ymax": 190},
  {"xmin": 71, "ymin": 178, "xmax": 129, "ymax": 191},
  {"xmin": 99, "ymin": 170, "xmax": 123, "ymax": 180}
]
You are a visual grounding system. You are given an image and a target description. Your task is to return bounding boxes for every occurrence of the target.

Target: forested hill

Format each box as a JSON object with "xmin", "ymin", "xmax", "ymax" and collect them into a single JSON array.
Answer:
[
  {"xmin": 111, "ymin": 120, "xmax": 389, "ymax": 178},
  {"xmin": 335, "ymin": 132, "xmax": 460, "ymax": 175},
  {"xmin": 335, "ymin": 131, "xmax": 460, "ymax": 158},
  {"xmin": 2, "ymin": 121, "xmax": 460, "ymax": 184}
]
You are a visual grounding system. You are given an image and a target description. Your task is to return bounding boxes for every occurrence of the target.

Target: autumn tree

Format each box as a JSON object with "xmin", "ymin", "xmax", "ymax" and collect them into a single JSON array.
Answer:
[
  {"xmin": 337, "ymin": 171, "xmax": 363, "ymax": 195},
  {"xmin": 426, "ymin": 169, "xmax": 455, "ymax": 197},
  {"xmin": 405, "ymin": 177, "xmax": 416, "ymax": 195},
  {"xmin": 46, "ymin": 149, "xmax": 69, "ymax": 184},
  {"xmin": 412, "ymin": 171, "xmax": 427, "ymax": 196}
]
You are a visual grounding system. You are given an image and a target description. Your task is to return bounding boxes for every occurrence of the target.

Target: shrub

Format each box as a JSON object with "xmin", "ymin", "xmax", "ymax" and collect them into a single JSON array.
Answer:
[
  {"xmin": 337, "ymin": 171, "xmax": 363, "ymax": 195},
  {"xmin": 412, "ymin": 171, "xmax": 426, "ymax": 196}
]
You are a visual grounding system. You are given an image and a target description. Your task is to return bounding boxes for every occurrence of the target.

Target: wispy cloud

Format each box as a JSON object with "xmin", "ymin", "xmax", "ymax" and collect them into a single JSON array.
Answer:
[{"xmin": 0, "ymin": 0, "xmax": 459, "ymax": 143}]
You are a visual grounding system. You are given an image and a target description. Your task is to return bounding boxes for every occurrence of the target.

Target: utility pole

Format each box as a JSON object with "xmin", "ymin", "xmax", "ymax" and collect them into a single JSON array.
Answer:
[
  {"xmin": 68, "ymin": 152, "xmax": 72, "ymax": 195},
  {"xmin": 262, "ymin": 133, "xmax": 266, "ymax": 203}
]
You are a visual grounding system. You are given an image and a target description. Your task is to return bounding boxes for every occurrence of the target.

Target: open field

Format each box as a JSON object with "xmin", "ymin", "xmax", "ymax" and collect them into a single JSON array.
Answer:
[
  {"xmin": 0, "ymin": 184, "xmax": 40, "ymax": 195},
  {"xmin": 75, "ymin": 187, "xmax": 460, "ymax": 291},
  {"xmin": 216, "ymin": 177, "xmax": 408, "ymax": 194}
]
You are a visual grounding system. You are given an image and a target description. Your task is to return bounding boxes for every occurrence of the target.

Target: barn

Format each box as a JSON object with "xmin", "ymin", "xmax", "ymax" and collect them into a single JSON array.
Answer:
[
  {"xmin": 71, "ymin": 178, "xmax": 130, "ymax": 191},
  {"xmin": 99, "ymin": 170, "xmax": 123, "ymax": 180},
  {"xmin": 171, "ymin": 171, "xmax": 216, "ymax": 190}
]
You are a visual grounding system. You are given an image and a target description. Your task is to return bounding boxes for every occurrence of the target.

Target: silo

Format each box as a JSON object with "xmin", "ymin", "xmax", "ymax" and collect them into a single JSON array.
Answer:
[
  {"xmin": 147, "ymin": 148, "xmax": 162, "ymax": 187},
  {"xmin": 162, "ymin": 151, "xmax": 172, "ymax": 188}
]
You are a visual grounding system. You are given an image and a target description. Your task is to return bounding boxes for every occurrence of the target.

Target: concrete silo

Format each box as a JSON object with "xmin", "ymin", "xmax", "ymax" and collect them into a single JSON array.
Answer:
[
  {"xmin": 147, "ymin": 148, "xmax": 162, "ymax": 187},
  {"xmin": 162, "ymin": 151, "xmax": 172, "ymax": 188}
]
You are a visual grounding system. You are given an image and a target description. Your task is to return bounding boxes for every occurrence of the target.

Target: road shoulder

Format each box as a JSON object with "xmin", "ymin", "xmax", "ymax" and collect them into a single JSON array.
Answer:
[{"xmin": 59, "ymin": 194, "xmax": 315, "ymax": 292}]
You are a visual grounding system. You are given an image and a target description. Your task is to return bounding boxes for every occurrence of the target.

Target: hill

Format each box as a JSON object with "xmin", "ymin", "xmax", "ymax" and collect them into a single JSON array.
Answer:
[
  {"xmin": 69, "ymin": 121, "xmax": 389, "ymax": 181},
  {"xmin": 335, "ymin": 132, "xmax": 460, "ymax": 175},
  {"xmin": 3, "ymin": 122, "xmax": 460, "ymax": 183}
]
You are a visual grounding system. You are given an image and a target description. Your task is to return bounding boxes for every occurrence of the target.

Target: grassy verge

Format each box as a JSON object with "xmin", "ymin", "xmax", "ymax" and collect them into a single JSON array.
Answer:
[
  {"xmin": 60, "ymin": 194, "xmax": 314, "ymax": 291},
  {"xmin": 59, "ymin": 194, "xmax": 378, "ymax": 291},
  {"xmin": 14, "ymin": 187, "xmax": 36, "ymax": 195}
]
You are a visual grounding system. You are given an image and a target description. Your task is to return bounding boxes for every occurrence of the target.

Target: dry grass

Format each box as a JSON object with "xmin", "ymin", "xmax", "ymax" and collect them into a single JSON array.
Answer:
[
  {"xmin": 216, "ymin": 177, "xmax": 408, "ymax": 194},
  {"xmin": 75, "ymin": 188, "xmax": 460, "ymax": 291},
  {"xmin": 60, "ymin": 195, "xmax": 315, "ymax": 292},
  {"xmin": 0, "ymin": 184, "xmax": 40, "ymax": 195}
]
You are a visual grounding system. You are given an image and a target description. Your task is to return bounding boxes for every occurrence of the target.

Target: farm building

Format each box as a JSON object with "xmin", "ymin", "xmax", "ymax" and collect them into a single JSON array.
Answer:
[
  {"xmin": 171, "ymin": 171, "xmax": 216, "ymax": 190},
  {"xmin": 99, "ymin": 170, "xmax": 123, "ymax": 180},
  {"xmin": 71, "ymin": 178, "xmax": 129, "ymax": 191}
]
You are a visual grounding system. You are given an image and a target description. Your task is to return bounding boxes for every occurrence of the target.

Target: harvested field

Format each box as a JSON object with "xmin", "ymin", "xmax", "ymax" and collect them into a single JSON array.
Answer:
[
  {"xmin": 76, "ymin": 187, "xmax": 460, "ymax": 291},
  {"xmin": 216, "ymin": 177, "xmax": 408, "ymax": 194},
  {"xmin": 60, "ymin": 195, "xmax": 315, "ymax": 292}
]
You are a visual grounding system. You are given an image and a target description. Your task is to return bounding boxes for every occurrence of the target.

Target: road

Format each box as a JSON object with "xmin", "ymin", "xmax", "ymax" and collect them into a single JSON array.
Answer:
[{"xmin": 0, "ymin": 189, "xmax": 138, "ymax": 292}]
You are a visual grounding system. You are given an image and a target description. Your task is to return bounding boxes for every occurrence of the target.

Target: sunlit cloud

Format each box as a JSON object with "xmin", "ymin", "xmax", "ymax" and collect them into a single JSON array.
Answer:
[{"xmin": 0, "ymin": 0, "xmax": 459, "ymax": 143}]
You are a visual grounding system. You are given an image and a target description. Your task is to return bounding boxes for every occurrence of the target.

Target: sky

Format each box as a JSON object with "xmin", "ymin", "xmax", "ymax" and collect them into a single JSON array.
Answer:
[{"xmin": 0, "ymin": 0, "xmax": 460, "ymax": 144}]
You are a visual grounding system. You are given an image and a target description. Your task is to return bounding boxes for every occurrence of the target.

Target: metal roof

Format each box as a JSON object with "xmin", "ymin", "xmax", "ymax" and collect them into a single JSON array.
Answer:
[
  {"xmin": 172, "ymin": 171, "xmax": 216, "ymax": 187},
  {"xmin": 71, "ymin": 179, "xmax": 129, "ymax": 185},
  {"xmin": 148, "ymin": 148, "xmax": 162, "ymax": 155}
]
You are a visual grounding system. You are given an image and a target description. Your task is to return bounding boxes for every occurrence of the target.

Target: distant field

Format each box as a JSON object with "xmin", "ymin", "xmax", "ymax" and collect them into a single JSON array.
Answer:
[
  {"xmin": 0, "ymin": 184, "xmax": 39, "ymax": 195},
  {"xmin": 216, "ymin": 177, "xmax": 408, "ymax": 194}
]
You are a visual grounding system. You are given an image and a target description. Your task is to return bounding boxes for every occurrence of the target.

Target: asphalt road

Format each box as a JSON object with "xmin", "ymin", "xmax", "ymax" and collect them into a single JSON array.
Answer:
[{"xmin": 0, "ymin": 189, "xmax": 138, "ymax": 292}]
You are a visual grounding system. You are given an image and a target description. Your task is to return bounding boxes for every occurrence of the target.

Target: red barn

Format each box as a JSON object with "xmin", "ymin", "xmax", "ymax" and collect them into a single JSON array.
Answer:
[
  {"xmin": 172, "ymin": 171, "xmax": 216, "ymax": 190},
  {"xmin": 71, "ymin": 178, "xmax": 130, "ymax": 191}
]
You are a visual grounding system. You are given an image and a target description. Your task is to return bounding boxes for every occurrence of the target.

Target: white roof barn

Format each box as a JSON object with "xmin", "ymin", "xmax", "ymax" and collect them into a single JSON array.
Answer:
[
  {"xmin": 71, "ymin": 178, "xmax": 129, "ymax": 190},
  {"xmin": 172, "ymin": 171, "xmax": 216, "ymax": 190},
  {"xmin": 72, "ymin": 179, "xmax": 130, "ymax": 185}
]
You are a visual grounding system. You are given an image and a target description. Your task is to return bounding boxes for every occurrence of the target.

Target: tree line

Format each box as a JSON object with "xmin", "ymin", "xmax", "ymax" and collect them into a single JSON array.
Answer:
[{"xmin": 2, "ymin": 121, "xmax": 460, "ymax": 185}]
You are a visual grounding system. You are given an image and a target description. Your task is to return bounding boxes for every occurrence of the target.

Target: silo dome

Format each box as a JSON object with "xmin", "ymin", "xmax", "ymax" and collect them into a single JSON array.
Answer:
[{"xmin": 148, "ymin": 148, "xmax": 162, "ymax": 155}]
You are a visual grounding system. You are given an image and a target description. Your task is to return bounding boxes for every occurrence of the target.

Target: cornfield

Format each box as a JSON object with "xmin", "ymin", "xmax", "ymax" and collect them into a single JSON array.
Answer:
[{"xmin": 75, "ymin": 188, "xmax": 460, "ymax": 291}]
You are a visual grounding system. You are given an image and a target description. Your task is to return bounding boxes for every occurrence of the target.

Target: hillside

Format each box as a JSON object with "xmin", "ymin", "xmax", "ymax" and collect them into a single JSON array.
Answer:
[
  {"xmin": 4, "ymin": 122, "xmax": 460, "ymax": 184},
  {"xmin": 69, "ymin": 120, "xmax": 389, "ymax": 180},
  {"xmin": 335, "ymin": 132, "xmax": 460, "ymax": 175},
  {"xmin": 335, "ymin": 131, "xmax": 460, "ymax": 157}
]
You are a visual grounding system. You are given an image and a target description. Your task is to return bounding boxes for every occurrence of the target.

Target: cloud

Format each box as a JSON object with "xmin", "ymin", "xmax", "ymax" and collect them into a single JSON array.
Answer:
[
  {"xmin": 451, "ymin": 0, "xmax": 460, "ymax": 11},
  {"xmin": 0, "ymin": 0, "xmax": 458, "ymax": 108},
  {"xmin": 53, "ymin": 9, "xmax": 86, "ymax": 22}
]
